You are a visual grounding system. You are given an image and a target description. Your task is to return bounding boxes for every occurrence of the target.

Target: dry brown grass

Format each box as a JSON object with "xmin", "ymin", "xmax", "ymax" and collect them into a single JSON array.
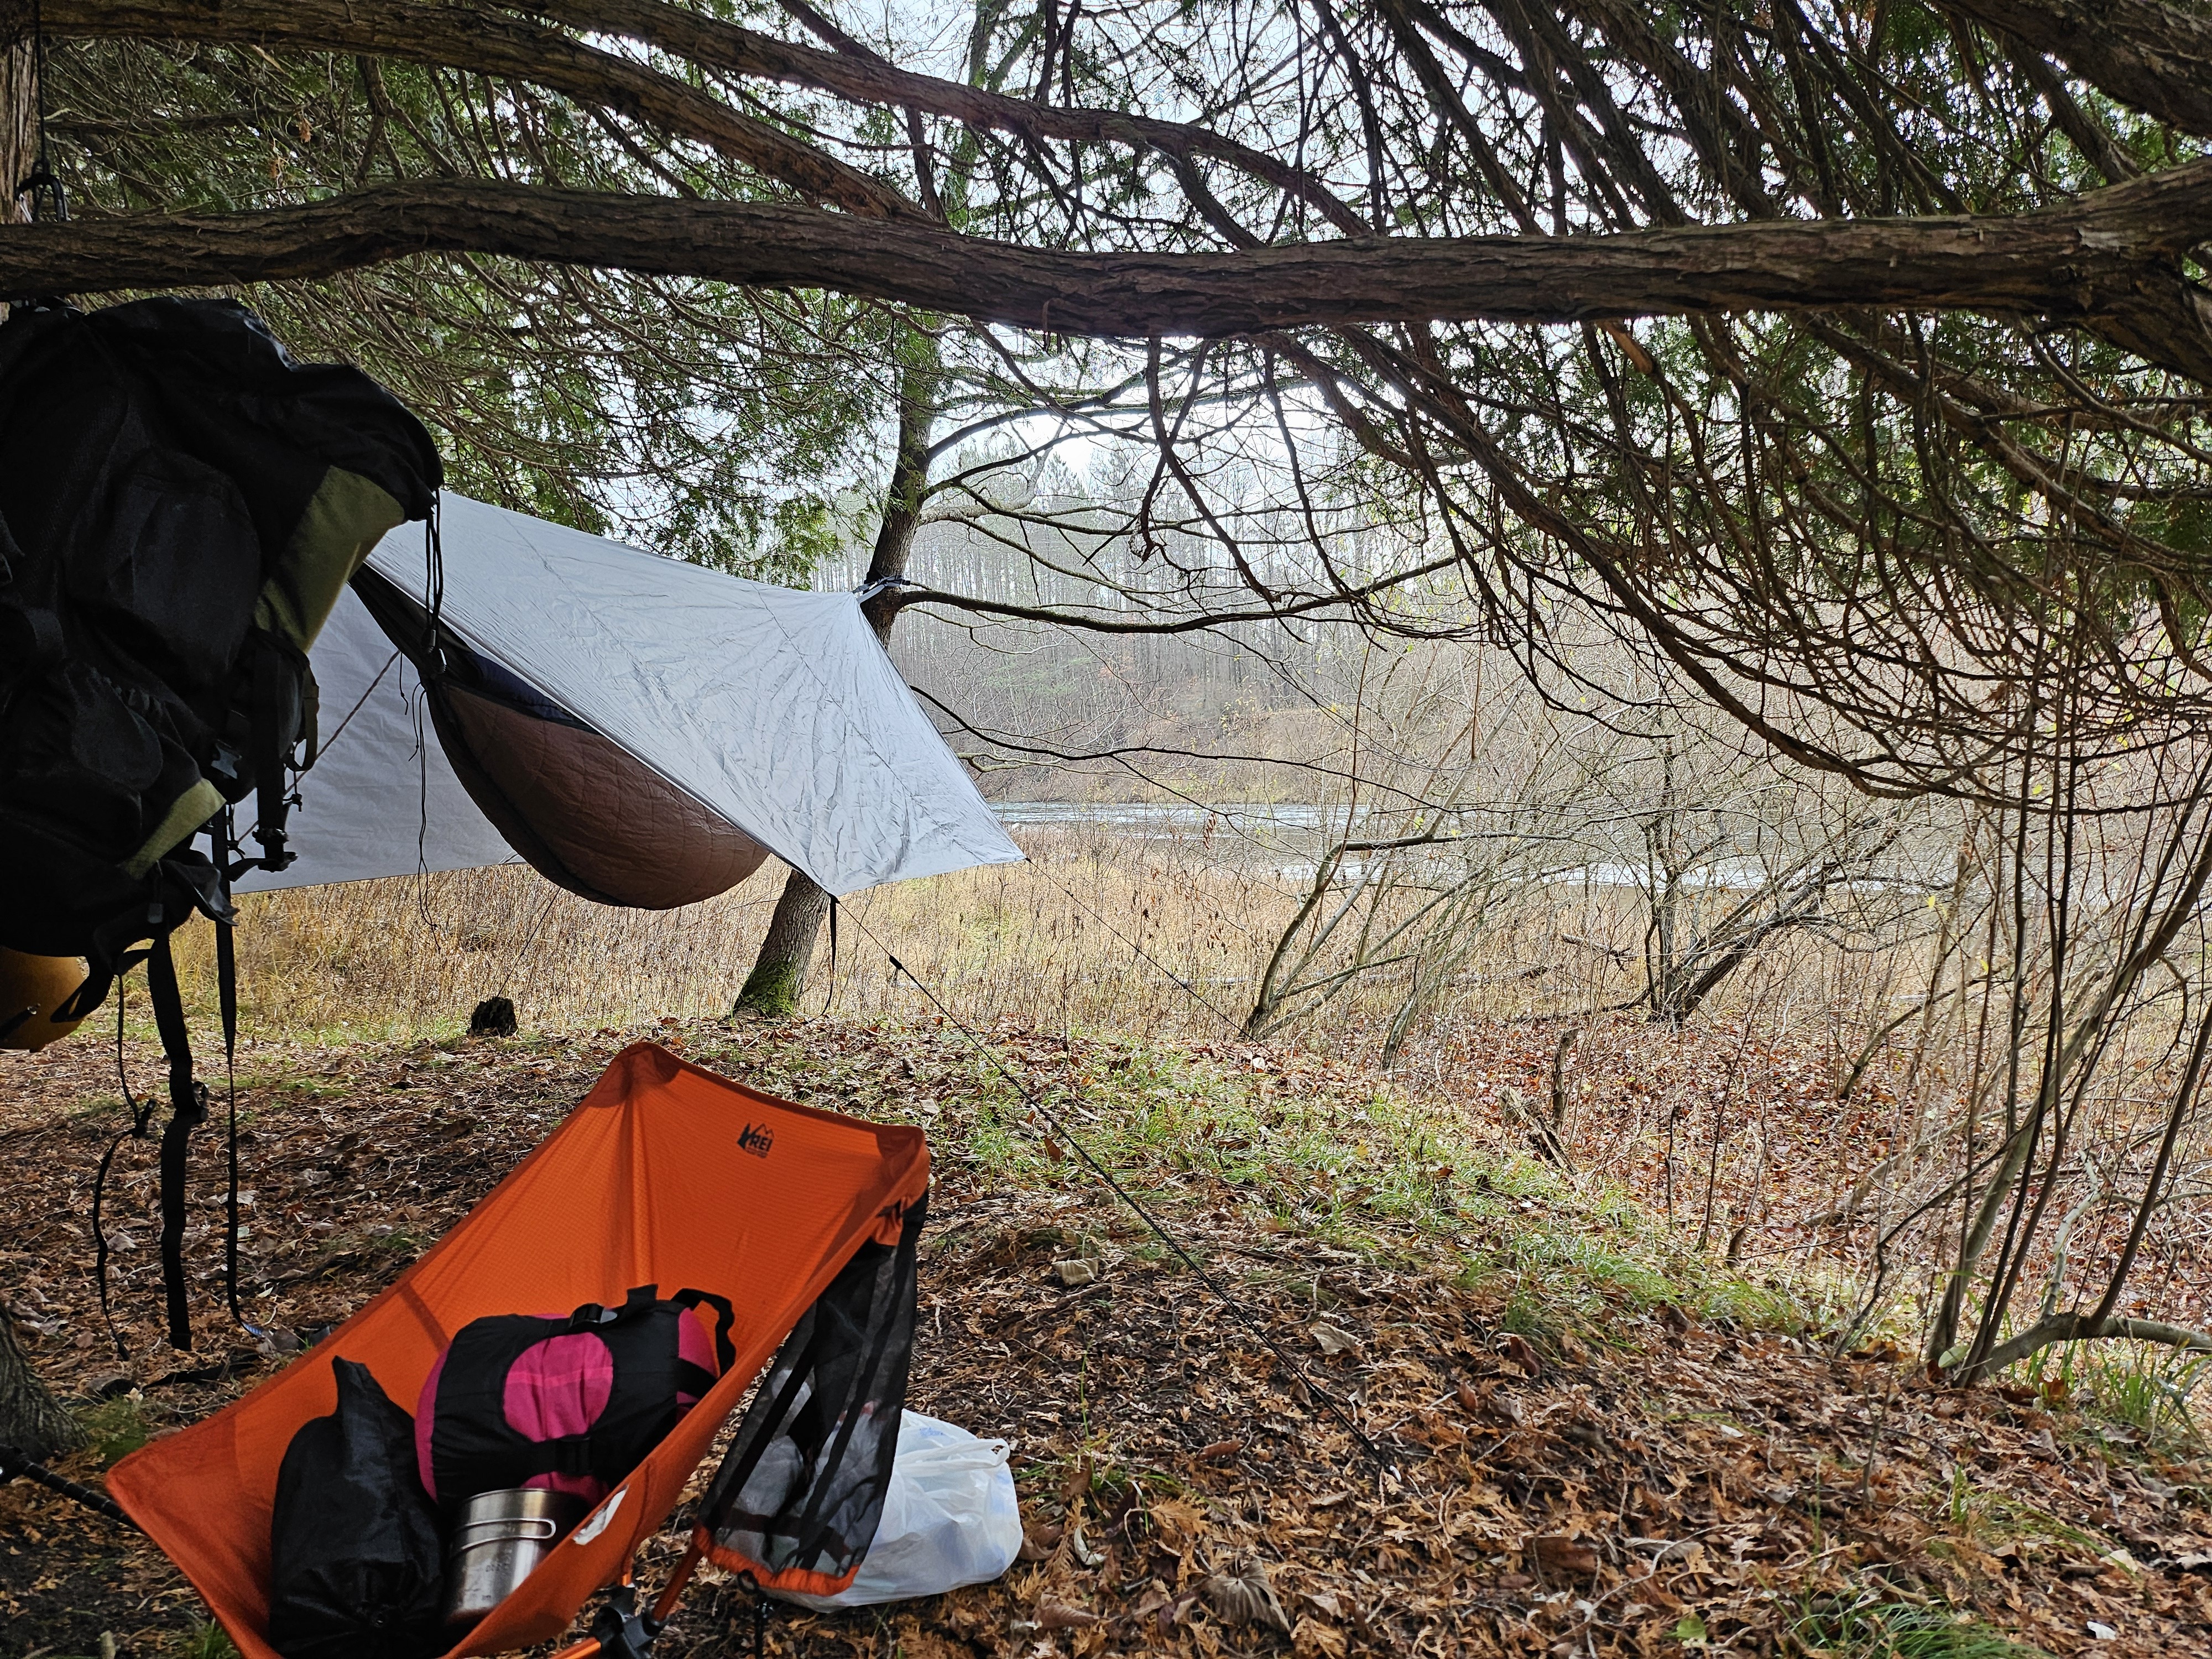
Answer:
[
  {"xmin": 170, "ymin": 823, "xmax": 1291, "ymax": 1042},
  {"xmin": 156, "ymin": 826, "xmax": 1905, "ymax": 1271},
  {"xmin": 147, "ymin": 819, "xmax": 2212, "ymax": 1378},
  {"xmin": 174, "ymin": 818, "xmax": 1841, "ymax": 1047}
]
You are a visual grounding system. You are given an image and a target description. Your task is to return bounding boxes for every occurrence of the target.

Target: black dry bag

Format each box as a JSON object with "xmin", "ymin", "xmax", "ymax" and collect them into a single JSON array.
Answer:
[{"xmin": 269, "ymin": 1358, "xmax": 446, "ymax": 1659}]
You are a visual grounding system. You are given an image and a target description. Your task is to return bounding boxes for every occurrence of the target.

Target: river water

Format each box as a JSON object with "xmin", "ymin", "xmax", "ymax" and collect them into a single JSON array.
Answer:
[{"xmin": 985, "ymin": 799, "xmax": 1734, "ymax": 888}]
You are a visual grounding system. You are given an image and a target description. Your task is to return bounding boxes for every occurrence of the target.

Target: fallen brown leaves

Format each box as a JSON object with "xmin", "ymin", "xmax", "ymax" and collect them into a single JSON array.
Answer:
[{"xmin": 4, "ymin": 1016, "xmax": 2212, "ymax": 1656}]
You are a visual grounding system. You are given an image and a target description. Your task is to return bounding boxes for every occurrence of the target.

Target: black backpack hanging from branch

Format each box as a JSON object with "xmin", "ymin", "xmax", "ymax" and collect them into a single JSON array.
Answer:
[{"xmin": 0, "ymin": 296, "xmax": 442, "ymax": 1347}]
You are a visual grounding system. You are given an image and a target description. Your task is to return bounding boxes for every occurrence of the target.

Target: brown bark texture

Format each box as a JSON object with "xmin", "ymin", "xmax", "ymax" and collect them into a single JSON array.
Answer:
[
  {"xmin": 733, "ymin": 872, "xmax": 836, "ymax": 1017},
  {"xmin": 1945, "ymin": 0, "xmax": 2212, "ymax": 138},
  {"xmin": 0, "ymin": 35, "xmax": 29, "ymax": 228},
  {"xmin": 2, "ymin": 171, "xmax": 2209, "ymax": 372},
  {"xmin": 0, "ymin": 1307, "xmax": 84, "ymax": 1461}
]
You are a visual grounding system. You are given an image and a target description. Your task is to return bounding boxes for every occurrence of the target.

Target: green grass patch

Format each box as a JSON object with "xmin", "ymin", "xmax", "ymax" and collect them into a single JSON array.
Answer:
[
  {"xmin": 1953, "ymin": 1488, "xmax": 2106, "ymax": 1557},
  {"xmin": 74, "ymin": 1395, "xmax": 152, "ymax": 1466},
  {"xmin": 241, "ymin": 1072, "xmax": 352, "ymax": 1098},
  {"xmin": 2007, "ymin": 1339, "xmax": 2212, "ymax": 1452},
  {"xmin": 1791, "ymin": 1595, "xmax": 2051, "ymax": 1658},
  {"xmin": 63, "ymin": 1092, "xmax": 132, "ymax": 1122},
  {"xmin": 855, "ymin": 1021, "xmax": 1824, "ymax": 1345},
  {"xmin": 174, "ymin": 1621, "xmax": 242, "ymax": 1659}
]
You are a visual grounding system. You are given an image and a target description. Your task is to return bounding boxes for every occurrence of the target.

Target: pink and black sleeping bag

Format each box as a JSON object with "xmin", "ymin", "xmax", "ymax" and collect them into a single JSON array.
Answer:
[{"xmin": 416, "ymin": 1285, "xmax": 735, "ymax": 1507}]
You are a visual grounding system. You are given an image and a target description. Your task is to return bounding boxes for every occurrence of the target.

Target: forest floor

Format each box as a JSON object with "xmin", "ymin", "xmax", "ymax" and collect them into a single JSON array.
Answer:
[{"xmin": 4, "ymin": 1014, "xmax": 2212, "ymax": 1659}]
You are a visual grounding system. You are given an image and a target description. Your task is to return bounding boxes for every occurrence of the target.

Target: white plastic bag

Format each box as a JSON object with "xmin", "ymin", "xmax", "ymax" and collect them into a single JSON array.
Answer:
[{"xmin": 774, "ymin": 1411, "xmax": 1022, "ymax": 1609}]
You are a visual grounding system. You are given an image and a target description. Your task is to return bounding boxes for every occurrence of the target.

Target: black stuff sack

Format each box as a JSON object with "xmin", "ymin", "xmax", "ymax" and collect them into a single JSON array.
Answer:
[
  {"xmin": 415, "ymin": 1284, "xmax": 735, "ymax": 1509},
  {"xmin": 269, "ymin": 1358, "xmax": 446, "ymax": 1659}
]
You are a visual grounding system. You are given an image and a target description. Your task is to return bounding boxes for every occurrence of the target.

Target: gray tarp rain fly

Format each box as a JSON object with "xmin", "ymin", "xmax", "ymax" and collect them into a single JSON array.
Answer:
[{"xmin": 238, "ymin": 494, "xmax": 1021, "ymax": 903}]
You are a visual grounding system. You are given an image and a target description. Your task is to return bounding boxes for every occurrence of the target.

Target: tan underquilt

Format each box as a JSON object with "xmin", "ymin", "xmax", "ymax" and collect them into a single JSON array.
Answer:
[{"xmin": 441, "ymin": 685, "xmax": 768, "ymax": 909}]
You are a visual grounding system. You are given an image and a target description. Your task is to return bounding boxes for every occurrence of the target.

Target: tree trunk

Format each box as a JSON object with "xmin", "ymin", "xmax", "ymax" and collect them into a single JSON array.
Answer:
[
  {"xmin": 8, "ymin": 173, "xmax": 2212, "ymax": 382},
  {"xmin": 0, "ymin": 1305, "xmax": 84, "ymax": 1461},
  {"xmin": 1, "ymin": 28, "xmax": 32, "ymax": 234},
  {"xmin": 0, "ymin": 43, "xmax": 79, "ymax": 1465},
  {"xmin": 734, "ymin": 327, "xmax": 938, "ymax": 1016}
]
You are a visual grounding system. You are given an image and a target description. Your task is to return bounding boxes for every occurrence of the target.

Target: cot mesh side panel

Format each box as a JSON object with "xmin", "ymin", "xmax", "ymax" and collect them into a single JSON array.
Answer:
[{"xmin": 696, "ymin": 1194, "xmax": 925, "ymax": 1595}]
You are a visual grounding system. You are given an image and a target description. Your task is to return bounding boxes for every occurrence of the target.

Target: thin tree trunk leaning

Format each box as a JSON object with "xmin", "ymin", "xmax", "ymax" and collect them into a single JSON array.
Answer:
[
  {"xmin": 1970, "ymin": 1312, "xmax": 2212, "ymax": 1378},
  {"xmin": 734, "ymin": 869, "xmax": 836, "ymax": 1018},
  {"xmin": 0, "ymin": 1306, "xmax": 84, "ymax": 1462},
  {"xmin": 734, "ymin": 331, "xmax": 938, "ymax": 1016},
  {"xmin": 1927, "ymin": 773, "xmax": 2212, "ymax": 1374},
  {"xmin": 1955, "ymin": 993, "xmax": 2212, "ymax": 1380}
]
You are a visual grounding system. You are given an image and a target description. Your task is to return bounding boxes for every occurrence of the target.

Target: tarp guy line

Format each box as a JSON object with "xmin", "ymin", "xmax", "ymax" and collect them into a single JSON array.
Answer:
[{"xmin": 837, "ymin": 903, "xmax": 1391, "ymax": 1477}]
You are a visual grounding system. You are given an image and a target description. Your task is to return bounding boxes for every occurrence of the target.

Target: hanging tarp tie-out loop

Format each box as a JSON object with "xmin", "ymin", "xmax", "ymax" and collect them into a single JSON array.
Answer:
[
  {"xmin": 145, "ymin": 933, "xmax": 208, "ymax": 1352},
  {"xmin": 91, "ymin": 973, "xmax": 156, "ymax": 1357},
  {"xmin": 851, "ymin": 913, "xmax": 1395, "ymax": 1477}
]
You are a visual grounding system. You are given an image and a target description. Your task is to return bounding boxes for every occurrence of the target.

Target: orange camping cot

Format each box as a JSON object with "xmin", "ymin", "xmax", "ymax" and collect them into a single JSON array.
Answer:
[{"xmin": 105, "ymin": 1041, "xmax": 929, "ymax": 1659}]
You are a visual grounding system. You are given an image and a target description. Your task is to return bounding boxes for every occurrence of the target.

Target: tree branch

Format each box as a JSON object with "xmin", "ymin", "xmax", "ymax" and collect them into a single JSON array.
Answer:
[
  {"xmin": 1969, "ymin": 1310, "xmax": 2212, "ymax": 1379},
  {"xmin": 34, "ymin": 0, "xmax": 917, "ymax": 218},
  {"xmin": 6, "ymin": 174, "xmax": 2211, "ymax": 375},
  {"xmin": 1945, "ymin": 0, "xmax": 2212, "ymax": 138},
  {"xmin": 513, "ymin": 0, "xmax": 1371, "ymax": 238}
]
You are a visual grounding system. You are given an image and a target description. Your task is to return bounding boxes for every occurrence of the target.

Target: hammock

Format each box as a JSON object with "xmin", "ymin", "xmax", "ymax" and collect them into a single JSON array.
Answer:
[
  {"xmin": 236, "ymin": 493, "xmax": 1024, "ymax": 905},
  {"xmin": 105, "ymin": 1042, "xmax": 929, "ymax": 1658}
]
